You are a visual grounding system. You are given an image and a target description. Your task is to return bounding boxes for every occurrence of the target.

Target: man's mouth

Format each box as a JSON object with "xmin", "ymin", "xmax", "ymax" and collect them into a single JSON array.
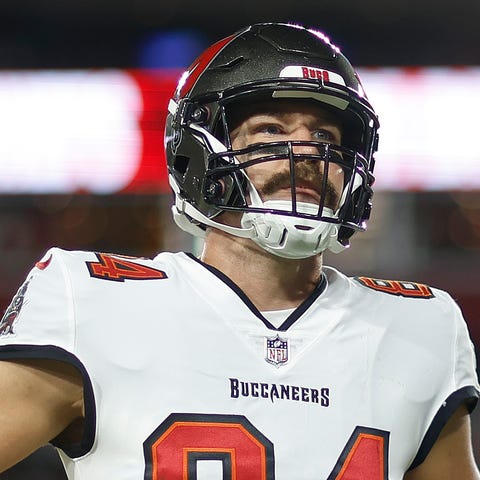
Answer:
[
  {"xmin": 260, "ymin": 179, "xmax": 340, "ymax": 210},
  {"xmin": 272, "ymin": 186, "xmax": 321, "ymax": 204}
]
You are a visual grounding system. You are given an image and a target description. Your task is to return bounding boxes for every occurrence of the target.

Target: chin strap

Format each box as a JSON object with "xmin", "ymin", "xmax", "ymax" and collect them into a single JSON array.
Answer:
[
  {"xmin": 169, "ymin": 175, "xmax": 256, "ymax": 239},
  {"xmin": 241, "ymin": 200, "xmax": 346, "ymax": 258},
  {"xmin": 239, "ymin": 174, "xmax": 347, "ymax": 258}
]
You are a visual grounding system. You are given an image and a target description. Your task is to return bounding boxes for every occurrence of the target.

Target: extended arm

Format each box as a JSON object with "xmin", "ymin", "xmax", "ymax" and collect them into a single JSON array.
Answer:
[
  {"xmin": 404, "ymin": 404, "xmax": 480, "ymax": 480},
  {"xmin": 0, "ymin": 359, "xmax": 84, "ymax": 473}
]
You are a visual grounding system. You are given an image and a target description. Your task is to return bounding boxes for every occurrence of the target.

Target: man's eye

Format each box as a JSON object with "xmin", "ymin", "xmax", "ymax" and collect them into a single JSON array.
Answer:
[
  {"xmin": 313, "ymin": 130, "xmax": 334, "ymax": 141},
  {"xmin": 258, "ymin": 124, "xmax": 282, "ymax": 135}
]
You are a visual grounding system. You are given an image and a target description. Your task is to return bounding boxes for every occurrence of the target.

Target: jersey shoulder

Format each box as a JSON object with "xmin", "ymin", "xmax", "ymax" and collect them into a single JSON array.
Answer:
[
  {"xmin": 0, "ymin": 248, "xmax": 185, "ymax": 347},
  {"xmin": 324, "ymin": 266, "xmax": 479, "ymax": 395},
  {"xmin": 38, "ymin": 247, "xmax": 183, "ymax": 283},
  {"xmin": 349, "ymin": 271, "xmax": 465, "ymax": 319},
  {"xmin": 325, "ymin": 266, "xmax": 454, "ymax": 306},
  {"xmin": 323, "ymin": 266, "xmax": 466, "ymax": 335},
  {"xmin": 352, "ymin": 274, "xmax": 436, "ymax": 300}
]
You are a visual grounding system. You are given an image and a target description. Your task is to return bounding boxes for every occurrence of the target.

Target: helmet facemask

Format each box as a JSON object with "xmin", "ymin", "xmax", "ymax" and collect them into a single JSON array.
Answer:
[{"xmin": 203, "ymin": 113, "xmax": 370, "ymax": 258}]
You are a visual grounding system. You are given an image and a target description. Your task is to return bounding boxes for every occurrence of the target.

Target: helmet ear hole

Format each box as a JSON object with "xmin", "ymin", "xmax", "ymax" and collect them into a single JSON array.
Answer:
[
  {"xmin": 174, "ymin": 155, "xmax": 190, "ymax": 176},
  {"xmin": 203, "ymin": 179, "xmax": 225, "ymax": 200},
  {"xmin": 190, "ymin": 105, "xmax": 210, "ymax": 125}
]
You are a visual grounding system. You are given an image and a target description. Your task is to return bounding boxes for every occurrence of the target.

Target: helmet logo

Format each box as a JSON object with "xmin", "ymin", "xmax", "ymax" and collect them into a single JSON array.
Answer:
[
  {"xmin": 302, "ymin": 67, "xmax": 330, "ymax": 82},
  {"xmin": 279, "ymin": 66, "xmax": 346, "ymax": 86}
]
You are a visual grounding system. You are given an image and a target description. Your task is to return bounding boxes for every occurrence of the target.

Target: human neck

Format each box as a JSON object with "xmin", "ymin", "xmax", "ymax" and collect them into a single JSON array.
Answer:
[{"xmin": 200, "ymin": 228, "xmax": 323, "ymax": 312}]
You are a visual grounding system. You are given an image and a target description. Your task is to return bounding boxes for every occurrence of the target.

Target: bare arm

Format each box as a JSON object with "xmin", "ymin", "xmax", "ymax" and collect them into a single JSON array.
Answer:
[
  {"xmin": 0, "ymin": 359, "xmax": 84, "ymax": 473},
  {"xmin": 404, "ymin": 404, "xmax": 480, "ymax": 480}
]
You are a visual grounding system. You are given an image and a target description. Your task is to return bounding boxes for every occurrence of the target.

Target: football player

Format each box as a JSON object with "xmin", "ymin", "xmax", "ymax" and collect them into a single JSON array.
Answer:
[{"xmin": 0, "ymin": 23, "xmax": 478, "ymax": 480}]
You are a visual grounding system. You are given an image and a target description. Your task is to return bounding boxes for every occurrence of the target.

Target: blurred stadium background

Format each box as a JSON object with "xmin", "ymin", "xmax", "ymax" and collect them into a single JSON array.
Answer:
[{"xmin": 0, "ymin": 0, "xmax": 479, "ymax": 478}]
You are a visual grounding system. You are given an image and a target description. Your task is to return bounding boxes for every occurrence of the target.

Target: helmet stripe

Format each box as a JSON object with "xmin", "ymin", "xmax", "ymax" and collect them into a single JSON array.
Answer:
[{"xmin": 175, "ymin": 34, "xmax": 236, "ymax": 99}]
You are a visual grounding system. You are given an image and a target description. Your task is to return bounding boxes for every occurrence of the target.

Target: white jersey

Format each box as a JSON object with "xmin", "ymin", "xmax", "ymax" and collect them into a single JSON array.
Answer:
[{"xmin": 0, "ymin": 248, "xmax": 478, "ymax": 480}]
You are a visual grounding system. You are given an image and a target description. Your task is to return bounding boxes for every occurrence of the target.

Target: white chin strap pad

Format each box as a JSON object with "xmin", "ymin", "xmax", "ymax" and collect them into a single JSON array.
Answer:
[{"xmin": 241, "ymin": 201, "xmax": 346, "ymax": 259}]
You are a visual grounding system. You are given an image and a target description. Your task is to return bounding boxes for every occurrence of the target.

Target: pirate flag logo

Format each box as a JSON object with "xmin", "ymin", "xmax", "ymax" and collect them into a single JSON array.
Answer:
[{"xmin": 0, "ymin": 277, "xmax": 31, "ymax": 336}]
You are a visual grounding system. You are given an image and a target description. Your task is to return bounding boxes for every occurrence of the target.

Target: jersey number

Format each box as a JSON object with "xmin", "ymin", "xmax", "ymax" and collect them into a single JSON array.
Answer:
[
  {"xmin": 86, "ymin": 253, "xmax": 167, "ymax": 282},
  {"xmin": 354, "ymin": 276, "xmax": 434, "ymax": 299},
  {"xmin": 143, "ymin": 413, "xmax": 389, "ymax": 479}
]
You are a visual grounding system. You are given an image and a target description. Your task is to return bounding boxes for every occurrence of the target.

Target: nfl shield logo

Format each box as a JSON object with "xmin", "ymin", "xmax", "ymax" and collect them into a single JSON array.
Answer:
[{"xmin": 265, "ymin": 334, "xmax": 289, "ymax": 367}]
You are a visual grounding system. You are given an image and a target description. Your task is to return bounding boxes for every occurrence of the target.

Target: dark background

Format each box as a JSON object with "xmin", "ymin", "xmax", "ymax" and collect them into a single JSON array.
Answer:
[
  {"xmin": 0, "ymin": 1, "xmax": 479, "ymax": 478},
  {"xmin": 1, "ymin": 0, "xmax": 479, "ymax": 68}
]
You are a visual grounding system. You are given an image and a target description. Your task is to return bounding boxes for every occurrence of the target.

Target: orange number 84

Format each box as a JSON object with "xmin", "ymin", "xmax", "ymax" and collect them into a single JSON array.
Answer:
[{"xmin": 143, "ymin": 413, "xmax": 389, "ymax": 479}]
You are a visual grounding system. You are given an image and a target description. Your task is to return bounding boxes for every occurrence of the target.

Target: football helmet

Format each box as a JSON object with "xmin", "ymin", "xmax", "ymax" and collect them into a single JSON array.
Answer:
[{"xmin": 165, "ymin": 22, "xmax": 379, "ymax": 258}]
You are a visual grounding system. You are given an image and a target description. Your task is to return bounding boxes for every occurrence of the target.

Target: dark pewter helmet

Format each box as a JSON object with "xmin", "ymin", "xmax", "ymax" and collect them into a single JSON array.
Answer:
[{"xmin": 165, "ymin": 22, "xmax": 379, "ymax": 258}]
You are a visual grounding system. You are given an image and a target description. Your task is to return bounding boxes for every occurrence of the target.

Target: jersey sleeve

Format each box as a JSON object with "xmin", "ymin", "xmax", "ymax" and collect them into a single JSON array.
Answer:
[
  {"xmin": 0, "ymin": 247, "xmax": 74, "ymax": 352},
  {"xmin": 409, "ymin": 291, "xmax": 480, "ymax": 470},
  {"xmin": 0, "ymin": 247, "xmax": 96, "ymax": 458},
  {"xmin": 452, "ymin": 298, "xmax": 480, "ymax": 409}
]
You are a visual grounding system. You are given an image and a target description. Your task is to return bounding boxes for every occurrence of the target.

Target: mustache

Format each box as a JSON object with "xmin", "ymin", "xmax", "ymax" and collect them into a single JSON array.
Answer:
[{"xmin": 259, "ymin": 162, "xmax": 341, "ymax": 209}]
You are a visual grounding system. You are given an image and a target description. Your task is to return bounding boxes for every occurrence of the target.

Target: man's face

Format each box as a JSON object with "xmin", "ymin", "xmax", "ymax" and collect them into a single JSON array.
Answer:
[{"xmin": 228, "ymin": 99, "xmax": 344, "ymax": 211}]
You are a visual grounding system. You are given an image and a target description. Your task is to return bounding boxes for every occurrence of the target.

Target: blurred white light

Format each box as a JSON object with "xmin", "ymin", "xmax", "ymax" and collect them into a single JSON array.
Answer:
[
  {"xmin": 0, "ymin": 67, "xmax": 478, "ymax": 193},
  {"xmin": 358, "ymin": 67, "xmax": 480, "ymax": 190},
  {"xmin": 0, "ymin": 70, "xmax": 142, "ymax": 193}
]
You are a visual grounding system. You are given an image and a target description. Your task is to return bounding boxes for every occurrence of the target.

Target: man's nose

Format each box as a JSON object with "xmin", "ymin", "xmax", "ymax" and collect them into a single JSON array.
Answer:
[{"xmin": 289, "ymin": 127, "xmax": 319, "ymax": 155}]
